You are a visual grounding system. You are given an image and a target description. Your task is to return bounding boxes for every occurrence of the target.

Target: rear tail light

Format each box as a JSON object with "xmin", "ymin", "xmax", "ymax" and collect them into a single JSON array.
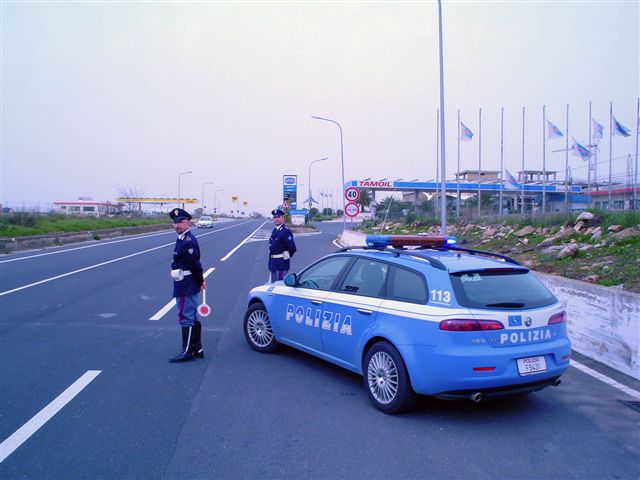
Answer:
[
  {"xmin": 548, "ymin": 311, "xmax": 567, "ymax": 325},
  {"xmin": 440, "ymin": 319, "xmax": 504, "ymax": 331}
]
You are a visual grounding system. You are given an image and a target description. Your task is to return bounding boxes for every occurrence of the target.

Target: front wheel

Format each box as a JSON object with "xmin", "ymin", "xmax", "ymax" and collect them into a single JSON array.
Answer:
[
  {"xmin": 363, "ymin": 341, "xmax": 416, "ymax": 413},
  {"xmin": 244, "ymin": 303, "xmax": 279, "ymax": 353}
]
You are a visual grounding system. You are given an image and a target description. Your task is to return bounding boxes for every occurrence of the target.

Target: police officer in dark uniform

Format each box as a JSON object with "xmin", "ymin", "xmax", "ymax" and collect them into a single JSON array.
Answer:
[
  {"xmin": 268, "ymin": 208, "xmax": 297, "ymax": 282},
  {"xmin": 169, "ymin": 208, "xmax": 205, "ymax": 362}
]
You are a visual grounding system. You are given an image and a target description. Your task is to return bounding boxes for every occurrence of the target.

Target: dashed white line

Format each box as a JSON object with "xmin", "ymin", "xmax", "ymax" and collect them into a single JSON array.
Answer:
[
  {"xmin": 220, "ymin": 221, "xmax": 269, "ymax": 262},
  {"xmin": 149, "ymin": 267, "xmax": 215, "ymax": 321},
  {"xmin": 0, "ymin": 370, "xmax": 101, "ymax": 463}
]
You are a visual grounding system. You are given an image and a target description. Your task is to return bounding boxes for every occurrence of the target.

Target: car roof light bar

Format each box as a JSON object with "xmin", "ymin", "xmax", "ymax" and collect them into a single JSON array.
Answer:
[{"xmin": 366, "ymin": 235, "xmax": 457, "ymax": 249}]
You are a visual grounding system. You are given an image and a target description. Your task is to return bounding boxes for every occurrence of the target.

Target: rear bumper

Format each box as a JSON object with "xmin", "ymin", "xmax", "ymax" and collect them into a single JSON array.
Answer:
[{"xmin": 398, "ymin": 337, "xmax": 571, "ymax": 396}]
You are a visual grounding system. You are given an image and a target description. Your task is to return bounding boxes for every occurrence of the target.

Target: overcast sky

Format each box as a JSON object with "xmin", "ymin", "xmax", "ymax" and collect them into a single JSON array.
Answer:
[{"xmin": 2, "ymin": 1, "xmax": 638, "ymax": 214}]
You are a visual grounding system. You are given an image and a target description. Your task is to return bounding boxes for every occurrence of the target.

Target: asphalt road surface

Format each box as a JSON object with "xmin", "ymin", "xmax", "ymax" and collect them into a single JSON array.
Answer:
[{"xmin": 1, "ymin": 219, "xmax": 639, "ymax": 479}]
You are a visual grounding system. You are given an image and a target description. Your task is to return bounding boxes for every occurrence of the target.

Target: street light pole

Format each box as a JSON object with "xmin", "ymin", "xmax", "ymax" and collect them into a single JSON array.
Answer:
[
  {"xmin": 312, "ymin": 116, "xmax": 346, "ymax": 231},
  {"xmin": 201, "ymin": 181, "xmax": 213, "ymax": 213},
  {"xmin": 178, "ymin": 171, "xmax": 192, "ymax": 208},
  {"xmin": 214, "ymin": 189, "xmax": 224, "ymax": 215},
  {"xmin": 437, "ymin": 0, "xmax": 448, "ymax": 235},
  {"xmin": 308, "ymin": 157, "xmax": 328, "ymax": 211}
]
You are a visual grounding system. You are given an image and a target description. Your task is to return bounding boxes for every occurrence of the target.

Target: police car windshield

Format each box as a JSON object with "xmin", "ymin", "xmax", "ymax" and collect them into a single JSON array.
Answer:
[{"xmin": 449, "ymin": 270, "xmax": 556, "ymax": 310}]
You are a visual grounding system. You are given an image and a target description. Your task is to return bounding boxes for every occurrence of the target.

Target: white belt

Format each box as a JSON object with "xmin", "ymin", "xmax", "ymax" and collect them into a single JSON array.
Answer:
[
  {"xmin": 171, "ymin": 269, "xmax": 192, "ymax": 281},
  {"xmin": 182, "ymin": 270, "xmax": 192, "ymax": 275},
  {"xmin": 270, "ymin": 254, "xmax": 284, "ymax": 258}
]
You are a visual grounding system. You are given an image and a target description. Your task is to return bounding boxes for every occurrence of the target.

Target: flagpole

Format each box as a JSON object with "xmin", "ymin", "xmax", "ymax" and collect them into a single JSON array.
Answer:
[
  {"xmin": 457, "ymin": 109, "xmax": 461, "ymax": 217},
  {"xmin": 564, "ymin": 103, "xmax": 569, "ymax": 213},
  {"xmin": 543, "ymin": 105, "xmax": 547, "ymax": 213},
  {"xmin": 609, "ymin": 102, "xmax": 613, "ymax": 209},
  {"xmin": 499, "ymin": 107, "xmax": 504, "ymax": 216},
  {"xmin": 592, "ymin": 101, "xmax": 597, "ymax": 208},
  {"xmin": 635, "ymin": 97, "xmax": 639, "ymax": 209},
  {"xmin": 435, "ymin": 109, "xmax": 440, "ymax": 219},
  {"xmin": 477, "ymin": 107, "xmax": 482, "ymax": 218},
  {"xmin": 521, "ymin": 106, "xmax": 525, "ymax": 214}
]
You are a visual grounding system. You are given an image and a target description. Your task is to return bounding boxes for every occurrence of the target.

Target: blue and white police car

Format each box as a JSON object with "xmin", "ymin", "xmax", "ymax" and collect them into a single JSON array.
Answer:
[{"xmin": 243, "ymin": 235, "xmax": 571, "ymax": 413}]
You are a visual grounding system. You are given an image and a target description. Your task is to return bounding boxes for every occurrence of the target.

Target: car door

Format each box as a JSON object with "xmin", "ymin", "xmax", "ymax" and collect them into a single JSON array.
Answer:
[
  {"xmin": 321, "ymin": 258, "xmax": 388, "ymax": 369},
  {"xmin": 273, "ymin": 255, "xmax": 353, "ymax": 353}
]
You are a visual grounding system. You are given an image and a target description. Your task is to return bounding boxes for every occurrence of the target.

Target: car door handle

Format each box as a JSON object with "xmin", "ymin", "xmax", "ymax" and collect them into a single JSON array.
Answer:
[
  {"xmin": 311, "ymin": 300, "xmax": 323, "ymax": 305},
  {"xmin": 356, "ymin": 308, "xmax": 373, "ymax": 315}
]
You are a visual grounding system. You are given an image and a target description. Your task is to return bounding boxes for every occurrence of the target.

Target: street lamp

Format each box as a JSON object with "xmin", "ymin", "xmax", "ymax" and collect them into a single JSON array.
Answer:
[
  {"xmin": 201, "ymin": 181, "xmax": 213, "ymax": 213},
  {"xmin": 178, "ymin": 171, "xmax": 192, "ymax": 208},
  {"xmin": 214, "ymin": 189, "xmax": 224, "ymax": 215},
  {"xmin": 308, "ymin": 157, "xmax": 328, "ymax": 211},
  {"xmin": 312, "ymin": 115, "xmax": 346, "ymax": 232}
]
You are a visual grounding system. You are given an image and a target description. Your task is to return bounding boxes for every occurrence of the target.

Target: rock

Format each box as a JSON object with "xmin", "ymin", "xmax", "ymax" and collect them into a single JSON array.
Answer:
[
  {"xmin": 608, "ymin": 224, "xmax": 623, "ymax": 232},
  {"xmin": 558, "ymin": 243, "xmax": 579, "ymax": 259},
  {"xmin": 579, "ymin": 244, "xmax": 593, "ymax": 252},
  {"xmin": 610, "ymin": 228, "xmax": 640, "ymax": 241},
  {"xmin": 542, "ymin": 228, "xmax": 551, "ymax": 235},
  {"xmin": 574, "ymin": 221, "xmax": 586, "ymax": 232},
  {"xmin": 541, "ymin": 245, "xmax": 565, "ymax": 254},
  {"xmin": 576, "ymin": 211, "xmax": 594, "ymax": 221},
  {"xmin": 590, "ymin": 230, "xmax": 603, "ymax": 241},
  {"xmin": 518, "ymin": 238, "xmax": 529, "ymax": 245},
  {"xmin": 584, "ymin": 275, "xmax": 600, "ymax": 283},
  {"xmin": 537, "ymin": 236, "xmax": 559, "ymax": 248},
  {"xmin": 515, "ymin": 225, "xmax": 536, "ymax": 237}
]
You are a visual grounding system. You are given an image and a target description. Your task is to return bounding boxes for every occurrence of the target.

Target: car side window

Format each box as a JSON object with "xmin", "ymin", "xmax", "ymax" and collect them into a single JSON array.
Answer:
[
  {"xmin": 387, "ymin": 266, "xmax": 427, "ymax": 304},
  {"xmin": 297, "ymin": 256, "xmax": 352, "ymax": 291},
  {"xmin": 338, "ymin": 258, "xmax": 388, "ymax": 298}
]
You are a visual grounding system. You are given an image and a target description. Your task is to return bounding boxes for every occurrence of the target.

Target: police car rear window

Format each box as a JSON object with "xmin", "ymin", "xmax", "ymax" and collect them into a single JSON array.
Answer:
[{"xmin": 449, "ymin": 270, "xmax": 557, "ymax": 310}]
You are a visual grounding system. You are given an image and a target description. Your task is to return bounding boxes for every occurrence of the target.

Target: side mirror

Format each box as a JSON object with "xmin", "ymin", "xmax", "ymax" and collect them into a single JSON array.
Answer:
[{"xmin": 284, "ymin": 273, "xmax": 298, "ymax": 287}]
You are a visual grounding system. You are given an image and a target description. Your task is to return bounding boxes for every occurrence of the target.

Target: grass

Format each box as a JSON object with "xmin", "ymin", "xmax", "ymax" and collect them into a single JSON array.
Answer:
[{"xmin": 0, "ymin": 213, "xmax": 167, "ymax": 237}]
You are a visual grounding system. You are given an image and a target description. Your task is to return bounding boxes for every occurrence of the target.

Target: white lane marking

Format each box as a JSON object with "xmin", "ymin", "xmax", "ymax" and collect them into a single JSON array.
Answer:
[
  {"xmin": 220, "ymin": 220, "xmax": 269, "ymax": 262},
  {"xmin": 0, "ymin": 230, "xmax": 174, "ymax": 264},
  {"xmin": 0, "ymin": 223, "xmax": 252, "ymax": 297},
  {"xmin": 149, "ymin": 267, "xmax": 215, "ymax": 321},
  {"xmin": 571, "ymin": 360, "xmax": 640, "ymax": 400},
  {"xmin": 332, "ymin": 239, "xmax": 343, "ymax": 248},
  {"xmin": 0, "ymin": 370, "xmax": 101, "ymax": 463},
  {"xmin": 0, "ymin": 221, "xmax": 252, "ymax": 264}
]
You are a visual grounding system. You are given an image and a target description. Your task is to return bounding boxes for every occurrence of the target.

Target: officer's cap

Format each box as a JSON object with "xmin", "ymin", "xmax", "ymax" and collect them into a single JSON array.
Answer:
[
  {"xmin": 169, "ymin": 208, "xmax": 192, "ymax": 223},
  {"xmin": 271, "ymin": 208, "xmax": 285, "ymax": 218}
]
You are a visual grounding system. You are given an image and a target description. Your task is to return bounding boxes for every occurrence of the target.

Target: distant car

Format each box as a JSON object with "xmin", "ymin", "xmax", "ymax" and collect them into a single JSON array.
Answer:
[
  {"xmin": 196, "ymin": 215, "xmax": 214, "ymax": 228},
  {"xmin": 243, "ymin": 235, "xmax": 571, "ymax": 413}
]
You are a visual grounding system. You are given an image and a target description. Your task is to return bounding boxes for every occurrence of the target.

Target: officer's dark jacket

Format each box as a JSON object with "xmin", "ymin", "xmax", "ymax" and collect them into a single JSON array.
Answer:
[
  {"xmin": 171, "ymin": 230, "xmax": 204, "ymax": 297},
  {"xmin": 268, "ymin": 224, "xmax": 296, "ymax": 272}
]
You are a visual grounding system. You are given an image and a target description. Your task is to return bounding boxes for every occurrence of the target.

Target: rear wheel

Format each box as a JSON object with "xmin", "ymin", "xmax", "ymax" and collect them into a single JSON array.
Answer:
[
  {"xmin": 363, "ymin": 341, "xmax": 416, "ymax": 413},
  {"xmin": 244, "ymin": 303, "xmax": 279, "ymax": 353}
]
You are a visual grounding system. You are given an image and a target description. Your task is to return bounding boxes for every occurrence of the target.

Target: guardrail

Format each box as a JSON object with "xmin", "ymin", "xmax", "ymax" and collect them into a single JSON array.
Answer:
[{"xmin": 0, "ymin": 224, "xmax": 172, "ymax": 253}]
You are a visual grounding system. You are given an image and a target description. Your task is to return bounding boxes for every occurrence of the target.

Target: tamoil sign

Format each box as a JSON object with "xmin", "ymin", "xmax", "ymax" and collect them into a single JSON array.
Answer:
[{"xmin": 283, "ymin": 175, "xmax": 297, "ymax": 209}]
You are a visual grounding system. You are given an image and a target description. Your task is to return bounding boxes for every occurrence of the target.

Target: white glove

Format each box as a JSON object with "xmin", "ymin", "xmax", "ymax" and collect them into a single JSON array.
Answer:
[
  {"xmin": 170, "ymin": 269, "xmax": 184, "ymax": 281},
  {"xmin": 282, "ymin": 251, "xmax": 291, "ymax": 260}
]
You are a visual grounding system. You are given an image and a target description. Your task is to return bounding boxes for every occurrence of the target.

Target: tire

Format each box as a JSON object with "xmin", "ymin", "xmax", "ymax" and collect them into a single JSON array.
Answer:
[
  {"xmin": 244, "ymin": 303, "xmax": 279, "ymax": 353},
  {"xmin": 363, "ymin": 341, "xmax": 416, "ymax": 413}
]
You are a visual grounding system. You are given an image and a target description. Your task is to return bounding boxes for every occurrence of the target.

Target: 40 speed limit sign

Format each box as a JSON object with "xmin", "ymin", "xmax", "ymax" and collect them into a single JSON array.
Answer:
[
  {"xmin": 344, "ymin": 202, "xmax": 360, "ymax": 217},
  {"xmin": 344, "ymin": 187, "xmax": 360, "ymax": 203}
]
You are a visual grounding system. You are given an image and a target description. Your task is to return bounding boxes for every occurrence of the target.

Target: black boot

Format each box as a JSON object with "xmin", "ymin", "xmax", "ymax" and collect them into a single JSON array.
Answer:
[
  {"xmin": 192, "ymin": 320, "xmax": 204, "ymax": 358},
  {"xmin": 169, "ymin": 326, "xmax": 195, "ymax": 363}
]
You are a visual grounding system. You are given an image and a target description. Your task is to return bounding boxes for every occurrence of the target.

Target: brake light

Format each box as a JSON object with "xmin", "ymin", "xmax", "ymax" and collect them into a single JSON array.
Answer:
[
  {"xmin": 439, "ymin": 319, "xmax": 504, "ymax": 331},
  {"xmin": 548, "ymin": 311, "xmax": 566, "ymax": 324}
]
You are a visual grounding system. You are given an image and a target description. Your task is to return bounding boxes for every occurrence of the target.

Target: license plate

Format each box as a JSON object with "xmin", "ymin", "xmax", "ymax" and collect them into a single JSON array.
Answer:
[{"xmin": 517, "ymin": 356, "xmax": 547, "ymax": 376}]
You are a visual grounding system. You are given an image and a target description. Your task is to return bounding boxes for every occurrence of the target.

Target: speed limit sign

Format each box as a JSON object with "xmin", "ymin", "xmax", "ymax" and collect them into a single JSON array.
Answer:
[
  {"xmin": 344, "ymin": 187, "xmax": 360, "ymax": 203},
  {"xmin": 344, "ymin": 202, "xmax": 360, "ymax": 218}
]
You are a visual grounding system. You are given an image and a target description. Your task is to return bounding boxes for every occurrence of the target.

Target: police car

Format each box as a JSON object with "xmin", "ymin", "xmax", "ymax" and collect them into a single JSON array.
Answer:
[{"xmin": 243, "ymin": 235, "xmax": 571, "ymax": 413}]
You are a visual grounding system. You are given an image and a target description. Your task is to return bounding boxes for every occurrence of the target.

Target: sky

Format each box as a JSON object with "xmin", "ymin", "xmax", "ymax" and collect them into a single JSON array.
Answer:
[{"xmin": 1, "ymin": 1, "xmax": 638, "ymax": 215}]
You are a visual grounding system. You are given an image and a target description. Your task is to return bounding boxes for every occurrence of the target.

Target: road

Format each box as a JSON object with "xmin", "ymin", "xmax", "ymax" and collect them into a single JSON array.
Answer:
[{"xmin": 1, "ymin": 219, "xmax": 639, "ymax": 479}]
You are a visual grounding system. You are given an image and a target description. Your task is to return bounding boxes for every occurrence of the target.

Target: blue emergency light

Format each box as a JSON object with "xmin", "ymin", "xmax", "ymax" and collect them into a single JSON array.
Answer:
[{"xmin": 365, "ymin": 234, "xmax": 457, "ymax": 249}]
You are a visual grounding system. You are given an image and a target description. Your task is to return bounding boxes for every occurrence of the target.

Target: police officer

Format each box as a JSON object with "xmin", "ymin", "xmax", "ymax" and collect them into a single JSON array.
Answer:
[
  {"xmin": 169, "ymin": 208, "xmax": 205, "ymax": 362},
  {"xmin": 268, "ymin": 208, "xmax": 297, "ymax": 282}
]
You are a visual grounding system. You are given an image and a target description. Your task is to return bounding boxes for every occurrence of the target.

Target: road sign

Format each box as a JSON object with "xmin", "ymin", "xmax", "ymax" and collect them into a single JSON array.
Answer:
[
  {"xmin": 232, "ymin": 195, "xmax": 239, "ymax": 203},
  {"xmin": 344, "ymin": 202, "xmax": 360, "ymax": 217},
  {"xmin": 344, "ymin": 187, "xmax": 360, "ymax": 203}
]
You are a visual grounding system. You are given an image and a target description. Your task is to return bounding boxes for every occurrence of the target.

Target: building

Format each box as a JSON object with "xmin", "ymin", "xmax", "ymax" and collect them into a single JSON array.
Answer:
[{"xmin": 53, "ymin": 201, "xmax": 124, "ymax": 216}]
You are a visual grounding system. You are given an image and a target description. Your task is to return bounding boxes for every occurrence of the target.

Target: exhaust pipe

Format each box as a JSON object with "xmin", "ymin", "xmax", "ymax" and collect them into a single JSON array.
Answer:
[
  {"xmin": 470, "ymin": 392, "xmax": 483, "ymax": 403},
  {"xmin": 553, "ymin": 378, "xmax": 562, "ymax": 387}
]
